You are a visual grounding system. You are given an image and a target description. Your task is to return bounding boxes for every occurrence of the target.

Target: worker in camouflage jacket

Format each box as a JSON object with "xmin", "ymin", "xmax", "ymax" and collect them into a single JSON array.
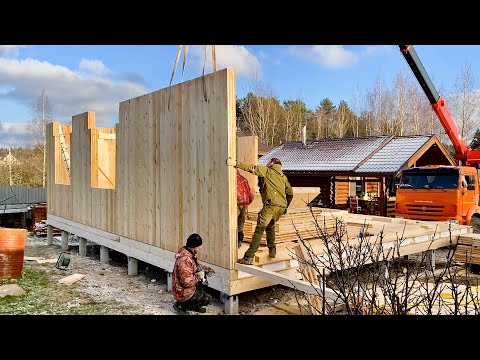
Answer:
[
  {"xmin": 227, "ymin": 157, "xmax": 293, "ymax": 264},
  {"xmin": 172, "ymin": 233, "xmax": 215, "ymax": 314}
]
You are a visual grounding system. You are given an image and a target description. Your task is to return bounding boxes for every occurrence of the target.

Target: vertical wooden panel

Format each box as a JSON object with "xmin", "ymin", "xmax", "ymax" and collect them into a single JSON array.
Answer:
[
  {"xmin": 237, "ymin": 135, "xmax": 258, "ymax": 191},
  {"xmin": 49, "ymin": 69, "xmax": 236, "ymax": 270}
]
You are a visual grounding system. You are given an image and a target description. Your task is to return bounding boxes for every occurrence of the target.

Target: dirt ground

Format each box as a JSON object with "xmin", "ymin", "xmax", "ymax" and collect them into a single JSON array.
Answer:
[
  {"xmin": 7, "ymin": 234, "xmax": 298, "ymax": 315},
  {"xmin": 5, "ymin": 234, "xmax": 480, "ymax": 316}
]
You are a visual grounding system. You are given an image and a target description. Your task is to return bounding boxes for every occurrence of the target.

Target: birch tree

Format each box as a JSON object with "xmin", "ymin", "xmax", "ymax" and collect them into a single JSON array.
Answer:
[
  {"xmin": 450, "ymin": 62, "xmax": 478, "ymax": 142},
  {"xmin": 394, "ymin": 72, "xmax": 408, "ymax": 136},
  {"xmin": 27, "ymin": 89, "xmax": 53, "ymax": 187}
]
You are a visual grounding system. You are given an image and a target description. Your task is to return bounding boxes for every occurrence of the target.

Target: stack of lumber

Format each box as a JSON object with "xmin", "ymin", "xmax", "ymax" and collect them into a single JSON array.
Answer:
[
  {"xmin": 454, "ymin": 233, "xmax": 480, "ymax": 265},
  {"xmin": 243, "ymin": 208, "xmax": 337, "ymax": 244}
]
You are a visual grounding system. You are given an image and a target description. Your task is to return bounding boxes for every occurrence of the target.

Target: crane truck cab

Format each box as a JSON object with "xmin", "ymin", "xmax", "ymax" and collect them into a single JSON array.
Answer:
[{"xmin": 395, "ymin": 165, "xmax": 480, "ymax": 232}]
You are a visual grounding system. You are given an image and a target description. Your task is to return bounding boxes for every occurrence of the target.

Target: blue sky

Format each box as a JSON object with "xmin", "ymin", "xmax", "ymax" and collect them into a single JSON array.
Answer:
[{"xmin": 1, "ymin": 44, "xmax": 479, "ymax": 147}]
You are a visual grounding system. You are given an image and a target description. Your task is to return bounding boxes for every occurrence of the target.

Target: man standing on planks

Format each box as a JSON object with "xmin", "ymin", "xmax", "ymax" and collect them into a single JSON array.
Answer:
[
  {"xmin": 237, "ymin": 169, "xmax": 255, "ymax": 248},
  {"xmin": 172, "ymin": 233, "xmax": 215, "ymax": 314},
  {"xmin": 227, "ymin": 157, "xmax": 293, "ymax": 265}
]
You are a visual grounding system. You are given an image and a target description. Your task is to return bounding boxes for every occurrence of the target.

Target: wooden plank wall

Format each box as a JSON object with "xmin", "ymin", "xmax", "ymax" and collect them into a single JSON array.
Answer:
[
  {"xmin": 48, "ymin": 69, "xmax": 237, "ymax": 270},
  {"xmin": 46, "ymin": 122, "xmax": 73, "ymax": 219},
  {"xmin": 335, "ymin": 176, "xmax": 349, "ymax": 206},
  {"xmin": 366, "ymin": 181, "xmax": 379, "ymax": 196},
  {"xmin": 237, "ymin": 135, "xmax": 258, "ymax": 191}
]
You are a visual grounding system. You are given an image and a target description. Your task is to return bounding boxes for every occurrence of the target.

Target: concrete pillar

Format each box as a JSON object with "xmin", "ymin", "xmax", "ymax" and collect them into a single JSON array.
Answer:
[
  {"xmin": 61, "ymin": 231, "xmax": 69, "ymax": 251},
  {"xmin": 128, "ymin": 257, "xmax": 138, "ymax": 276},
  {"xmin": 47, "ymin": 225, "xmax": 53, "ymax": 246},
  {"xmin": 221, "ymin": 293, "xmax": 239, "ymax": 315},
  {"xmin": 166, "ymin": 272, "xmax": 173, "ymax": 292},
  {"xmin": 78, "ymin": 237, "xmax": 87, "ymax": 256},
  {"xmin": 378, "ymin": 261, "xmax": 389, "ymax": 287},
  {"xmin": 426, "ymin": 250, "xmax": 435, "ymax": 272},
  {"xmin": 100, "ymin": 246, "xmax": 109, "ymax": 265}
]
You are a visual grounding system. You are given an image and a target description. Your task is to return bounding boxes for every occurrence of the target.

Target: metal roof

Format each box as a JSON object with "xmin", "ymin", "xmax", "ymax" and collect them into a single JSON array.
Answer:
[
  {"xmin": 356, "ymin": 135, "xmax": 431, "ymax": 174},
  {"xmin": 258, "ymin": 135, "xmax": 435, "ymax": 175}
]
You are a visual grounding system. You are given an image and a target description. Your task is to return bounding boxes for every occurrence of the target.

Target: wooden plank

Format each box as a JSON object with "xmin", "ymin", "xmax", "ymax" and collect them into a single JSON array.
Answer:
[
  {"xmin": 98, "ymin": 133, "xmax": 116, "ymax": 140},
  {"xmin": 235, "ymin": 263, "xmax": 341, "ymax": 301}
]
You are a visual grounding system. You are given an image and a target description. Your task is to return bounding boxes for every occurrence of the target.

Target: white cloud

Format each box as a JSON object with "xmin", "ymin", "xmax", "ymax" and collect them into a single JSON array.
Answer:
[
  {"xmin": 290, "ymin": 45, "xmax": 358, "ymax": 69},
  {"xmin": 79, "ymin": 59, "xmax": 111, "ymax": 76},
  {"xmin": 0, "ymin": 45, "xmax": 27, "ymax": 57},
  {"xmin": 0, "ymin": 57, "xmax": 148, "ymax": 126},
  {"xmin": 360, "ymin": 45, "xmax": 395, "ymax": 56},
  {"xmin": 258, "ymin": 50, "xmax": 268, "ymax": 59},
  {"xmin": 0, "ymin": 122, "xmax": 30, "ymax": 147},
  {"xmin": 190, "ymin": 45, "xmax": 261, "ymax": 78}
]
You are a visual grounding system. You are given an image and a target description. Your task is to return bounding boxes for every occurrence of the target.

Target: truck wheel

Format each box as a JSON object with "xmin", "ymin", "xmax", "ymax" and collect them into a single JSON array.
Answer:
[{"xmin": 471, "ymin": 217, "xmax": 480, "ymax": 234}]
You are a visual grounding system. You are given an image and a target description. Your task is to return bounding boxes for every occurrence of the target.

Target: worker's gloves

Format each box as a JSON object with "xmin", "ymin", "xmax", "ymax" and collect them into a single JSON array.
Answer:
[
  {"xmin": 196, "ymin": 269, "xmax": 205, "ymax": 280},
  {"xmin": 226, "ymin": 157, "xmax": 237, "ymax": 167},
  {"xmin": 205, "ymin": 268, "xmax": 215, "ymax": 277}
]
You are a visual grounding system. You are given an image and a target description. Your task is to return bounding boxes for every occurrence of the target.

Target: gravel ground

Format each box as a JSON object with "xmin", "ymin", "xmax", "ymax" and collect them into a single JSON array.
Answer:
[{"xmin": 21, "ymin": 234, "xmax": 298, "ymax": 315}]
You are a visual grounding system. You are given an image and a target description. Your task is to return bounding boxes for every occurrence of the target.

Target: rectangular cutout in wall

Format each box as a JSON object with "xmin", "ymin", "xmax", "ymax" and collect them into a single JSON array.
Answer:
[
  {"xmin": 91, "ymin": 129, "xmax": 116, "ymax": 189},
  {"xmin": 54, "ymin": 123, "xmax": 71, "ymax": 185}
]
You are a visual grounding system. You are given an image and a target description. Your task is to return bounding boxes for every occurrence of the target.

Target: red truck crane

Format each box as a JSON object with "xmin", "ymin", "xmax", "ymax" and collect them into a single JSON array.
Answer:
[{"xmin": 395, "ymin": 45, "xmax": 480, "ymax": 232}]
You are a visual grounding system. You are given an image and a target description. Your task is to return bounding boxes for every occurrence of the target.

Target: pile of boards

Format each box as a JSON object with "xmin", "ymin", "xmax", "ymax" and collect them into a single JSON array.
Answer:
[
  {"xmin": 454, "ymin": 233, "xmax": 480, "ymax": 265},
  {"xmin": 243, "ymin": 208, "xmax": 338, "ymax": 244}
]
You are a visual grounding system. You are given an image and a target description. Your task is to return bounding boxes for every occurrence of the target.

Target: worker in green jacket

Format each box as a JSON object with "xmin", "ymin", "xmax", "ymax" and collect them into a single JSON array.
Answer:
[{"xmin": 227, "ymin": 157, "xmax": 293, "ymax": 265}]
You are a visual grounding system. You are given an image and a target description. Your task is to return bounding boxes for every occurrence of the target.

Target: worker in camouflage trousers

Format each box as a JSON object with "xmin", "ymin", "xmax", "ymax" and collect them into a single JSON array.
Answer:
[
  {"xmin": 172, "ymin": 233, "xmax": 215, "ymax": 314},
  {"xmin": 237, "ymin": 169, "xmax": 255, "ymax": 248},
  {"xmin": 227, "ymin": 157, "xmax": 293, "ymax": 264}
]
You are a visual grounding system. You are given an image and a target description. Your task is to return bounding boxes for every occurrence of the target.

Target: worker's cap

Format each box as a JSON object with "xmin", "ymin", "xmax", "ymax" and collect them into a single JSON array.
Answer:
[{"xmin": 186, "ymin": 233, "xmax": 203, "ymax": 248}]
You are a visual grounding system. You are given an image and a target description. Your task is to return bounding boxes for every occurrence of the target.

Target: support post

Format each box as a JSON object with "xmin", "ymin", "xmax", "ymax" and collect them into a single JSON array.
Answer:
[
  {"xmin": 221, "ymin": 293, "xmax": 239, "ymax": 315},
  {"xmin": 61, "ymin": 230, "xmax": 69, "ymax": 251},
  {"xmin": 128, "ymin": 257, "xmax": 138, "ymax": 276},
  {"xmin": 378, "ymin": 261, "xmax": 389, "ymax": 287},
  {"xmin": 47, "ymin": 225, "xmax": 53, "ymax": 246},
  {"xmin": 78, "ymin": 237, "xmax": 87, "ymax": 256},
  {"xmin": 426, "ymin": 249, "xmax": 435, "ymax": 272},
  {"xmin": 166, "ymin": 272, "xmax": 173, "ymax": 292},
  {"xmin": 100, "ymin": 246, "xmax": 109, "ymax": 265}
]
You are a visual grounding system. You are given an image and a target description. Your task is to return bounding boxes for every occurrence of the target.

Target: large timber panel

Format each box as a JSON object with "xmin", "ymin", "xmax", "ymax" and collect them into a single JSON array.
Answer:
[
  {"xmin": 47, "ymin": 69, "xmax": 237, "ymax": 270},
  {"xmin": 237, "ymin": 135, "xmax": 258, "ymax": 191},
  {"xmin": 116, "ymin": 69, "xmax": 236, "ymax": 268}
]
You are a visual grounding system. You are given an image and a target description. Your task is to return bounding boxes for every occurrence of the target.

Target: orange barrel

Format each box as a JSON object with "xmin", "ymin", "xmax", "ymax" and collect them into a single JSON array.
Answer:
[{"xmin": 0, "ymin": 228, "xmax": 27, "ymax": 279}]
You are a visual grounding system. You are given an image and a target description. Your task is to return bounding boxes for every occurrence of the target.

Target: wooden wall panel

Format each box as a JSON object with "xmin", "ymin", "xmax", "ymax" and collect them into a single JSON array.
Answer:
[
  {"xmin": 237, "ymin": 135, "xmax": 258, "ymax": 191},
  {"xmin": 48, "ymin": 69, "xmax": 236, "ymax": 270},
  {"xmin": 46, "ymin": 122, "xmax": 73, "ymax": 219}
]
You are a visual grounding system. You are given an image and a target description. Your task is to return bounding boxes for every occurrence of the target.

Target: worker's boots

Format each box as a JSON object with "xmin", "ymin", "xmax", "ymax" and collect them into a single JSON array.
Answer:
[
  {"xmin": 173, "ymin": 302, "xmax": 188, "ymax": 315},
  {"xmin": 237, "ymin": 256, "xmax": 253, "ymax": 265},
  {"xmin": 238, "ymin": 231, "xmax": 244, "ymax": 248},
  {"xmin": 190, "ymin": 306, "xmax": 207, "ymax": 313},
  {"xmin": 269, "ymin": 246, "xmax": 276, "ymax": 259}
]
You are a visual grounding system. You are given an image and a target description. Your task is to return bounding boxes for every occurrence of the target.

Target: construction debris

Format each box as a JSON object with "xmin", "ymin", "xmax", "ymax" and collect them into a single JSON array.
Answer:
[
  {"xmin": 58, "ymin": 273, "xmax": 85, "ymax": 285},
  {"xmin": 0, "ymin": 284, "xmax": 26, "ymax": 298}
]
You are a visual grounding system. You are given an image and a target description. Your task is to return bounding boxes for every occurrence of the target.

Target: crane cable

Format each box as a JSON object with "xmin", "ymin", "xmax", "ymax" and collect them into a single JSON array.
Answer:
[{"xmin": 168, "ymin": 45, "xmax": 216, "ymax": 110}]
